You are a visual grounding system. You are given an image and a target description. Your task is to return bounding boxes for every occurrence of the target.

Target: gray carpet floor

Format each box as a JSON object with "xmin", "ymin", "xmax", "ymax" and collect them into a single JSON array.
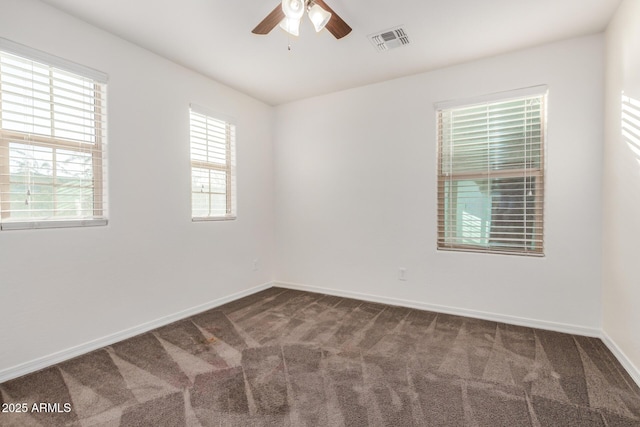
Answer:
[{"xmin": 1, "ymin": 287, "xmax": 639, "ymax": 426}]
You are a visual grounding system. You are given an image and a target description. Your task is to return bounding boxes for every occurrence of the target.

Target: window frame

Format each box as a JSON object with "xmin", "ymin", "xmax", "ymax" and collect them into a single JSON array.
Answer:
[
  {"xmin": 0, "ymin": 38, "xmax": 108, "ymax": 230},
  {"xmin": 435, "ymin": 87, "xmax": 547, "ymax": 256},
  {"xmin": 189, "ymin": 106, "xmax": 237, "ymax": 221}
]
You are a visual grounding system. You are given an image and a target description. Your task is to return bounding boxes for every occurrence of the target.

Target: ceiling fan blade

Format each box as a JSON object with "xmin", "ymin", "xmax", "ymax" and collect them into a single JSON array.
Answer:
[
  {"xmin": 315, "ymin": 0, "xmax": 352, "ymax": 39},
  {"xmin": 252, "ymin": 4, "xmax": 285, "ymax": 35}
]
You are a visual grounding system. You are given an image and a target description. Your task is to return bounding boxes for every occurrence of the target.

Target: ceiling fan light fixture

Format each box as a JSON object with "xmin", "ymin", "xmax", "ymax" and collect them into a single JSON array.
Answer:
[
  {"xmin": 252, "ymin": 0, "xmax": 351, "ymax": 40},
  {"xmin": 308, "ymin": 4, "xmax": 331, "ymax": 32},
  {"xmin": 279, "ymin": 17, "xmax": 301, "ymax": 36}
]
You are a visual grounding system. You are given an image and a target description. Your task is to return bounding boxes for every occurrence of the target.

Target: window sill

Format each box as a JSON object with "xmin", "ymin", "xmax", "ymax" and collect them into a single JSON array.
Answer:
[
  {"xmin": 0, "ymin": 218, "xmax": 108, "ymax": 231},
  {"xmin": 437, "ymin": 245, "xmax": 544, "ymax": 257},
  {"xmin": 192, "ymin": 216, "xmax": 237, "ymax": 222}
]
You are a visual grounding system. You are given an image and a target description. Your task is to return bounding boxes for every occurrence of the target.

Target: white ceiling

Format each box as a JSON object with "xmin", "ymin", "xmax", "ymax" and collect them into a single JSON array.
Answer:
[{"xmin": 39, "ymin": 0, "xmax": 621, "ymax": 105}]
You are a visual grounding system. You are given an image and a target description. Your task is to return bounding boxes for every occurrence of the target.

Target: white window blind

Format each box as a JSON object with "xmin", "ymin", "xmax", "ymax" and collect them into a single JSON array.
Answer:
[
  {"xmin": 189, "ymin": 107, "xmax": 236, "ymax": 220},
  {"xmin": 437, "ymin": 90, "xmax": 546, "ymax": 256},
  {"xmin": 0, "ymin": 39, "xmax": 108, "ymax": 230}
]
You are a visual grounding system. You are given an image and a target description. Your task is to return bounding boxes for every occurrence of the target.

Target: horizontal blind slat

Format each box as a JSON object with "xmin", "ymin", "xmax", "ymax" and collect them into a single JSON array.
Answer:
[
  {"xmin": 0, "ymin": 45, "xmax": 108, "ymax": 227},
  {"xmin": 437, "ymin": 92, "xmax": 545, "ymax": 255},
  {"xmin": 189, "ymin": 109, "xmax": 236, "ymax": 220}
]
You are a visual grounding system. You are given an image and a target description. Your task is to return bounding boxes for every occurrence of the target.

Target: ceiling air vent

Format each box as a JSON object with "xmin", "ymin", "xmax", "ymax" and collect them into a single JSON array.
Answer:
[{"xmin": 368, "ymin": 26, "xmax": 410, "ymax": 52}]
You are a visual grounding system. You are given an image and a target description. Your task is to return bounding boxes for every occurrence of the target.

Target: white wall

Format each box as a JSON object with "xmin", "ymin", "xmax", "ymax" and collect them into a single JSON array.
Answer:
[
  {"xmin": 0, "ymin": 0, "xmax": 275, "ymax": 378},
  {"xmin": 0, "ymin": 0, "xmax": 621, "ymax": 383},
  {"xmin": 275, "ymin": 35, "xmax": 605, "ymax": 333},
  {"xmin": 603, "ymin": 0, "xmax": 640, "ymax": 383}
]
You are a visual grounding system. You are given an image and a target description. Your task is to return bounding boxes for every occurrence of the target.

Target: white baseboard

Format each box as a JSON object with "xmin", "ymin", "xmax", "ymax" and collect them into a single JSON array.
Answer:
[
  {"xmin": 601, "ymin": 331, "xmax": 640, "ymax": 389},
  {"xmin": 0, "ymin": 282, "xmax": 273, "ymax": 384},
  {"xmin": 275, "ymin": 281, "xmax": 602, "ymax": 338}
]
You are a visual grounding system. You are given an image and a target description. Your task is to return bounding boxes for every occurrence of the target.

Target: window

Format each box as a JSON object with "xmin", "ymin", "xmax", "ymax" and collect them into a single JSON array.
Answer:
[
  {"xmin": 0, "ymin": 39, "xmax": 107, "ymax": 230},
  {"xmin": 189, "ymin": 107, "xmax": 236, "ymax": 220},
  {"xmin": 437, "ymin": 87, "xmax": 546, "ymax": 256}
]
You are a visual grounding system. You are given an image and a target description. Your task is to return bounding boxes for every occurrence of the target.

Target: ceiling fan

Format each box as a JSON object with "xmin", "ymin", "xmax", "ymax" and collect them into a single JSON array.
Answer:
[{"xmin": 252, "ymin": 0, "xmax": 352, "ymax": 39}]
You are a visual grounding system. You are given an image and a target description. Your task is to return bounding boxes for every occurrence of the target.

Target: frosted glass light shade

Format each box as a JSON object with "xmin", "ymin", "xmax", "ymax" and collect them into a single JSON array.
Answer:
[
  {"xmin": 308, "ymin": 4, "xmax": 331, "ymax": 32},
  {"xmin": 279, "ymin": 17, "xmax": 301, "ymax": 36},
  {"xmin": 282, "ymin": 0, "xmax": 305, "ymax": 19}
]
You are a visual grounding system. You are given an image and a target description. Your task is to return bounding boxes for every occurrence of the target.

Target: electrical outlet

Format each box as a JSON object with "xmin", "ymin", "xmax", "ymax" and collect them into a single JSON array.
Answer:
[
  {"xmin": 252, "ymin": 259, "xmax": 259, "ymax": 271},
  {"xmin": 398, "ymin": 268, "xmax": 407, "ymax": 281}
]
